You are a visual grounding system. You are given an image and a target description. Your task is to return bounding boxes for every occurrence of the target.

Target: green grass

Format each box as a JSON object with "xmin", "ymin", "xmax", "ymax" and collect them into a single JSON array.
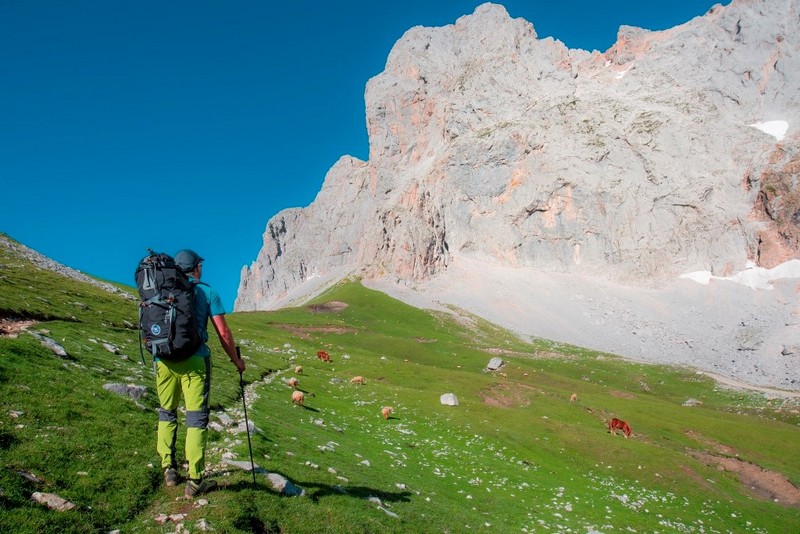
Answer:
[{"xmin": 1, "ymin": 235, "xmax": 799, "ymax": 533}]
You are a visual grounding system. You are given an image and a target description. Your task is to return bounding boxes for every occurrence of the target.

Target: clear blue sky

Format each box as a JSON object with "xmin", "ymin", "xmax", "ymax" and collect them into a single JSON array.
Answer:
[{"xmin": 1, "ymin": 0, "xmax": 723, "ymax": 310}]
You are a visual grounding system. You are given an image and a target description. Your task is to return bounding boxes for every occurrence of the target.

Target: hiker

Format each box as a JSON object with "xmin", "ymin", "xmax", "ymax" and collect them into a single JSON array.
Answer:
[{"xmin": 156, "ymin": 249, "xmax": 246, "ymax": 498}]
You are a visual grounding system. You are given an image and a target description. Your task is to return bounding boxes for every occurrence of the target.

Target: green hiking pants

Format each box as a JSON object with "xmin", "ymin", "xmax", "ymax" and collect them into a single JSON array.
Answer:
[{"xmin": 156, "ymin": 356, "xmax": 211, "ymax": 480}]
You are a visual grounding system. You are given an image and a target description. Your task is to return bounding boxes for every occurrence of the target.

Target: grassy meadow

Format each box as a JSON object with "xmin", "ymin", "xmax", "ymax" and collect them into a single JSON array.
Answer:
[{"xmin": 1, "ymin": 235, "xmax": 799, "ymax": 533}]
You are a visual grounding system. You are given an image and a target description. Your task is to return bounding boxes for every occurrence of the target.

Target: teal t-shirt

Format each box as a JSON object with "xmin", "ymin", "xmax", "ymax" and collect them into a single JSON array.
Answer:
[{"xmin": 190, "ymin": 278, "xmax": 226, "ymax": 357}]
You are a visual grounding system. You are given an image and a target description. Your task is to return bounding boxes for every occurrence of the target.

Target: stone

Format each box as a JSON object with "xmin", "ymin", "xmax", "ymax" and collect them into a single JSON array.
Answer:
[
  {"xmin": 103, "ymin": 383, "xmax": 146, "ymax": 401},
  {"xmin": 222, "ymin": 459, "xmax": 259, "ymax": 472},
  {"xmin": 266, "ymin": 472, "xmax": 305, "ymax": 496},
  {"xmin": 440, "ymin": 393, "xmax": 459, "ymax": 406},
  {"xmin": 30, "ymin": 333, "xmax": 68, "ymax": 358},
  {"xmin": 216, "ymin": 412, "xmax": 235, "ymax": 426},
  {"xmin": 486, "ymin": 358, "xmax": 504, "ymax": 371},
  {"xmin": 234, "ymin": 421, "xmax": 256, "ymax": 434},
  {"xmin": 31, "ymin": 492, "xmax": 76, "ymax": 512}
]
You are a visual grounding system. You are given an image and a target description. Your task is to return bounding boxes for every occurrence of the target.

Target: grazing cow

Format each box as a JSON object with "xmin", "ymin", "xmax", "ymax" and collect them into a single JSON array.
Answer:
[
  {"xmin": 291, "ymin": 390, "xmax": 305, "ymax": 406},
  {"xmin": 381, "ymin": 406, "xmax": 393, "ymax": 420},
  {"xmin": 350, "ymin": 376, "xmax": 365, "ymax": 385},
  {"xmin": 295, "ymin": 365, "xmax": 303, "ymax": 374},
  {"xmin": 608, "ymin": 417, "xmax": 632, "ymax": 438},
  {"xmin": 570, "ymin": 393, "xmax": 578, "ymax": 402},
  {"xmin": 287, "ymin": 377, "xmax": 299, "ymax": 389},
  {"xmin": 316, "ymin": 350, "xmax": 331, "ymax": 363}
]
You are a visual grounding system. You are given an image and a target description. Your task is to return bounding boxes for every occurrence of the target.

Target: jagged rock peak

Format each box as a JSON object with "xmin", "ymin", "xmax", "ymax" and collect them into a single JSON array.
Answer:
[{"xmin": 236, "ymin": 0, "xmax": 799, "ymax": 311}]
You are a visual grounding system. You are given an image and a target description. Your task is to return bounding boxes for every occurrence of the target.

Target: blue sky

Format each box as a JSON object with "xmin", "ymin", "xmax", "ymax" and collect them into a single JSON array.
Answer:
[{"xmin": 1, "ymin": 0, "xmax": 723, "ymax": 310}]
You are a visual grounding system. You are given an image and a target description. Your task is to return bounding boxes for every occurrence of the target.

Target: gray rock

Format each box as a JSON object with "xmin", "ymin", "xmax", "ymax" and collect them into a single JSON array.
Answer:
[
  {"xmin": 103, "ymin": 383, "xmax": 146, "ymax": 401},
  {"xmin": 486, "ymin": 357, "xmax": 504, "ymax": 371},
  {"xmin": 682, "ymin": 398, "xmax": 703, "ymax": 407},
  {"xmin": 266, "ymin": 472, "xmax": 305, "ymax": 496},
  {"xmin": 440, "ymin": 393, "xmax": 459, "ymax": 406},
  {"xmin": 222, "ymin": 459, "xmax": 259, "ymax": 472},
  {"xmin": 30, "ymin": 333, "xmax": 68, "ymax": 358},
  {"xmin": 216, "ymin": 412, "xmax": 235, "ymax": 426},
  {"xmin": 234, "ymin": 421, "xmax": 256, "ymax": 434}
]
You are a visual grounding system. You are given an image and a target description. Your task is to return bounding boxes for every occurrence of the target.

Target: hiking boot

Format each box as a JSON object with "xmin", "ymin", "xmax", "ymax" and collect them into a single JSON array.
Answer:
[
  {"xmin": 164, "ymin": 467, "xmax": 179, "ymax": 487},
  {"xmin": 185, "ymin": 478, "xmax": 218, "ymax": 498}
]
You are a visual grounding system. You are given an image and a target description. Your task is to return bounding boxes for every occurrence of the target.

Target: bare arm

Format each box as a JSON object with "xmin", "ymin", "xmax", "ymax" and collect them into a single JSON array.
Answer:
[{"xmin": 211, "ymin": 314, "xmax": 245, "ymax": 373}]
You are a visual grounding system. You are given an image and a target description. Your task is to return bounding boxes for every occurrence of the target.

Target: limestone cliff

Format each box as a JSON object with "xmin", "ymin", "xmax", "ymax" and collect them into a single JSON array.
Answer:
[{"xmin": 236, "ymin": 0, "xmax": 799, "ymax": 311}]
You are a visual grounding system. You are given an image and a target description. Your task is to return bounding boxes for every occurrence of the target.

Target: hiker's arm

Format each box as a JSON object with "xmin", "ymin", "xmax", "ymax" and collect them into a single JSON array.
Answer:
[{"xmin": 211, "ymin": 314, "xmax": 245, "ymax": 372}]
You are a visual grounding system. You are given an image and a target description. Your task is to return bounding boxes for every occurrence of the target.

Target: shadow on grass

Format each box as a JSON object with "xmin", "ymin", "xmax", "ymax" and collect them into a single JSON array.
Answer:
[
  {"xmin": 300, "ymin": 480, "xmax": 412, "ymax": 504},
  {"xmin": 221, "ymin": 469, "xmax": 413, "ymax": 504}
]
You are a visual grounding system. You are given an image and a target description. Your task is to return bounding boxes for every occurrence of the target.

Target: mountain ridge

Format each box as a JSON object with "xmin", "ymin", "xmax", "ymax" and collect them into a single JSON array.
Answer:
[{"xmin": 236, "ymin": 1, "xmax": 799, "ymax": 389}]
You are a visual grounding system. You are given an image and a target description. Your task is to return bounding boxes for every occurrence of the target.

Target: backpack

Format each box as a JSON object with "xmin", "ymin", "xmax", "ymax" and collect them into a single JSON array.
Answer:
[{"xmin": 135, "ymin": 249, "xmax": 202, "ymax": 362}]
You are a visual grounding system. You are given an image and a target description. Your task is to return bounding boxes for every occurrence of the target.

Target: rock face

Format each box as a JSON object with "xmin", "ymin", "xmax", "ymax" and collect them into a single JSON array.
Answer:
[{"xmin": 236, "ymin": 0, "xmax": 799, "ymax": 311}]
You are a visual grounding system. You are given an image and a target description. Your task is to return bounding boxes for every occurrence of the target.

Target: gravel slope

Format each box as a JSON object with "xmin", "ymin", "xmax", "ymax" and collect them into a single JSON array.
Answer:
[{"xmin": 365, "ymin": 257, "xmax": 800, "ymax": 393}]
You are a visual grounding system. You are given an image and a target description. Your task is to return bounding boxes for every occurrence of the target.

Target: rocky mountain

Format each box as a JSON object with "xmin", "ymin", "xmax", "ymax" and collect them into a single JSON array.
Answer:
[
  {"xmin": 235, "ymin": 1, "xmax": 799, "ymax": 389},
  {"xmin": 237, "ymin": 1, "xmax": 798, "ymax": 309}
]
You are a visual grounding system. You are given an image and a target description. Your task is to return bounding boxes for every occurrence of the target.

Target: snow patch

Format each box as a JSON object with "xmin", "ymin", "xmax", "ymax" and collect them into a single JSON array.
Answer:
[
  {"xmin": 749, "ymin": 120, "xmax": 789, "ymax": 141},
  {"xmin": 679, "ymin": 259, "xmax": 800, "ymax": 290}
]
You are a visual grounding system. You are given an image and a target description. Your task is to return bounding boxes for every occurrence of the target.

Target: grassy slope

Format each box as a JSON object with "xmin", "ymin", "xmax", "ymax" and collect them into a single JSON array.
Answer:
[{"xmin": 0, "ymin": 238, "xmax": 798, "ymax": 533}]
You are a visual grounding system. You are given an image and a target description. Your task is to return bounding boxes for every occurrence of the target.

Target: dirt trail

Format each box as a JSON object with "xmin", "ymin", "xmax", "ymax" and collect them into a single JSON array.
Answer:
[
  {"xmin": 690, "ymin": 450, "xmax": 800, "ymax": 508},
  {"xmin": 699, "ymin": 371, "xmax": 800, "ymax": 399}
]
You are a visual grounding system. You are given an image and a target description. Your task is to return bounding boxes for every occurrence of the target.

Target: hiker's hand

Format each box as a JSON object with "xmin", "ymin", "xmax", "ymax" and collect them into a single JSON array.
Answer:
[{"xmin": 232, "ymin": 356, "xmax": 246, "ymax": 373}]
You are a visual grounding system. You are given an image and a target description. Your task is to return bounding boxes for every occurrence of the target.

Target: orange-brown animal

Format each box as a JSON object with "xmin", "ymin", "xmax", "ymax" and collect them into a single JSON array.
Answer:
[
  {"xmin": 570, "ymin": 393, "xmax": 578, "ymax": 402},
  {"xmin": 295, "ymin": 365, "xmax": 303, "ymax": 374},
  {"xmin": 287, "ymin": 377, "xmax": 299, "ymax": 389},
  {"xmin": 291, "ymin": 390, "xmax": 305, "ymax": 406},
  {"xmin": 608, "ymin": 417, "xmax": 632, "ymax": 438},
  {"xmin": 350, "ymin": 376, "xmax": 365, "ymax": 385},
  {"xmin": 381, "ymin": 406, "xmax": 393, "ymax": 419},
  {"xmin": 317, "ymin": 350, "xmax": 331, "ymax": 363}
]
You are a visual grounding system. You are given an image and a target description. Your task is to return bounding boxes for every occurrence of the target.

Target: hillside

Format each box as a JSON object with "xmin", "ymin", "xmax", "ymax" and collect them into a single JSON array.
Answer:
[{"xmin": 1, "ymin": 235, "xmax": 800, "ymax": 533}]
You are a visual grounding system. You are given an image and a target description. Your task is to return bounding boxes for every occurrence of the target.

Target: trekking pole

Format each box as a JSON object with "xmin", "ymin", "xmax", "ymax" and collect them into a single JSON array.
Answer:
[{"xmin": 237, "ymin": 346, "xmax": 257, "ymax": 488}]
